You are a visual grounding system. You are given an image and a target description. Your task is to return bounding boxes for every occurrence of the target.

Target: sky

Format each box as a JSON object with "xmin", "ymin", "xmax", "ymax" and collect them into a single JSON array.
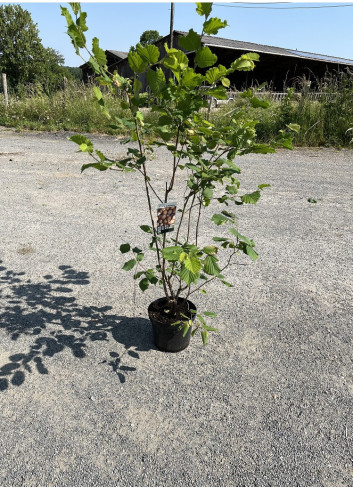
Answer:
[{"xmin": 1, "ymin": 1, "xmax": 353, "ymax": 67}]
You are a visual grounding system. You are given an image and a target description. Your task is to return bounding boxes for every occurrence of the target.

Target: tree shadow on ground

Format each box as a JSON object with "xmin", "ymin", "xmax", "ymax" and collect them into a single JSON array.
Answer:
[{"xmin": 0, "ymin": 260, "xmax": 154, "ymax": 391}]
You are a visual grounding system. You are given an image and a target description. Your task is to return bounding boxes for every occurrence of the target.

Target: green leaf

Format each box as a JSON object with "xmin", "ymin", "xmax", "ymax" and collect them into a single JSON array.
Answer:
[
  {"xmin": 205, "ymin": 85, "xmax": 228, "ymax": 99},
  {"xmin": 203, "ymin": 17, "xmax": 228, "ymax": 35},
  {"xmin": 178, "ymin": 29, "xmax": 201, "ymax": 52},
  {"xmin": 184, "ymin": 254, "xmax": 202, "ymax": 274},
  {"xmin": 92, "ymin": 37, "xmax": 107, "ymax": 66},
  {"xmin": 245, "ymin": 245, "xmax": 258, "ymax": 261},
  {"xmin": 241, "ymin": 190, "xmax": 261, "ymax": 204},
  {"xmin": 212, "ymin": 213, "xmax": 231, "ymax": 225},
  {"xmin": 180, "ymin": 265, "xmax": 200, "ymax": 285},
  {"xmin": 134, "ymin": 78, "xmax": 143, "ymax": 95},
  {"xmin": 182, "ymin": 322, "xmax": 191, "ymax": 337},
  {"xmin": 204, "ymin": 254, "xmax": 221, "ymax": 275},
  {"xmin": 93, "ymin": 85, "xmax": 103, "ymax": 101},
  {"xmin": 245, "ymin": 52, "xmax": 260, "ymax": 61},
  {"xmin": 308, "ymin": 197, "xmax": 317, "ymax": 203},
  {"xmin": 242, "ymin": 144, "xmax": 276, "ymax": 155},
  {"xmin": 61, "ymin": 6, "xmax": 74, "ymax": 27},
  {"xmin": 162, "ymin": 246, "xmax": 183, "ymax": 261},
  {"xmin": 205, "ymin": 67, "xmax": 220, "ymax": 85},
  {"xmin": 195, "ymin": 46, "xmax": 218, "ymax": 68},
  {"xmin": 69, "ymin": 134, "xmax": 93, "ymax": 153},
  {"xmin": 120, "ymin": 243, "xmax": 130, "ymax": 253},
  {"xmin": 200, "ymin": 289, "xmax": 207, "ymax": 294},
  {"xmin": 221, "ymin": 77, "xmax": 230, "ymax": 88},
  {"xmin": 203, "ymin": 311, "xmax": 217, "ymax": 317},
  {"xmin": 147, "ymin": 68, "xmax": 167, "ymax": 95},
  {"xmin": 196, "ymin": 2, "xmax": 213, "ymax": 17},
  {"xmin": 139, "ymin": 278, "xmax": 149, "ymax": 292},
  {"xmin": 229, "ymin": 228, "xmax": 252, "ymax": 246},
  {"xmin": 69, "ymin": 2, "xmax": 80, "ymax": 15},
  {"xmin": 128, "ymin": 51, "xmax": 148, "ymax": 74},
  {"xmin": 258, "ymin": 183, "xmax": 271, "ymax": 189},
  {"xmin": 250, "ymin": 97, "xmax": 270, "ymax": 109},
  {"xmin": 287, "ymin": 123, "xmax": 300, "ymax": 133},
  {"xmin": 201, "ymin": 330, "xmax": 209, "ymax": 346},
  {"xmin": 136, "ymin": 253, "xmax": 144, "ymax": 262},
  {"xmin": 136, "ymin": 44, "xmax": 160, "ymax": 65},
  {"xmin": 181, "ymin": 68, "xmax": 204, "ymax": 89},
  {"xmin": 81, "ymin": 163, "xmax": 109, "ymax": 172},
  {"xmin": 140, "ymin": 225, "xmax": 153, "ymax": 234},
  {"xmin": 203, "ymin": 245, "xmax": 218, "ymax": 255},
  {"xmin": 122, "ymin": 259, "xmax": 136, "ymax": 271},
  {"xmin": 229, "ymin": 56, "xmax": 255, "ymax": 72},
  {"xmin": 163, "ymin": 48, "xmax": 189, "ymax": 74}
]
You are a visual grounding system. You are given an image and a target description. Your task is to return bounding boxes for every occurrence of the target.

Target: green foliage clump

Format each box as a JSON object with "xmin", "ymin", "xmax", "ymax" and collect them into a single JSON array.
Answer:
[
  {"xmin": 0, "ymin": 4, "xmax": 72, "ymax": 93},
  {"xmin": 60, "ymin": 2, "xmax": 300, "ymax": 345}
]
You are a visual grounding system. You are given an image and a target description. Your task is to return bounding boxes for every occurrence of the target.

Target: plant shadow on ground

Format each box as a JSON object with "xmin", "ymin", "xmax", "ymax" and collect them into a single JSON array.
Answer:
[{"xmin": 0, "ymin": 260, "xmax": 154, "ymax": 391}]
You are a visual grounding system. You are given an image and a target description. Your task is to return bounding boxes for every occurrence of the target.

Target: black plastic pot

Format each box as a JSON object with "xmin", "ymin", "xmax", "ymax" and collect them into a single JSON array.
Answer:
[{"xmin": 148, "ymin": 297, "xmax": 197, "ymax": 352}]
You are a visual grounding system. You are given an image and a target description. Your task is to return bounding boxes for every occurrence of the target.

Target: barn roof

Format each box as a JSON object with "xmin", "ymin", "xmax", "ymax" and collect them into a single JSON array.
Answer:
[
  {"xmin": 174, "ymin": 30, "xmax": 353, "ymax": 66},
  {"xmin": 106, "ymin": 50, "xmax": 128, "ymax": 59}
]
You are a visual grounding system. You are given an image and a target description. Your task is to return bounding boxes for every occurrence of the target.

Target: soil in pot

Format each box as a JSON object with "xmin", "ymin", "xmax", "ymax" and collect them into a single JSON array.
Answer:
[{"xmin": 148, "ymin": 297, "xmax": 197, "ymax": 352}]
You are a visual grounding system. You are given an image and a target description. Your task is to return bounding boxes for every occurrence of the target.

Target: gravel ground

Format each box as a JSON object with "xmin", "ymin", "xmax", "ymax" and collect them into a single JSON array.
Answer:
[{"xmin": 0, "ymin": 126, "xmax": 352, "ymax": 486}]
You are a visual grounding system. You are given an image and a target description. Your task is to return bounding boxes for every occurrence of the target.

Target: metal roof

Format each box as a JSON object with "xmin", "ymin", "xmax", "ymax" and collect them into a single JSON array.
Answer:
[
  {"xmin": 175, "ymin": 30, "xmax": 353, "ymax": 66},
  {"xmin": 106, "ymin": 50, "xmax": 128, "ymax": 59}
]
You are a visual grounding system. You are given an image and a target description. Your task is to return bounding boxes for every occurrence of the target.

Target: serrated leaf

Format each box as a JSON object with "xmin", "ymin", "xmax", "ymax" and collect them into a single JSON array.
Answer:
[
  {"xmin": 136, "ymin": 44, "xmax": 160, "ymax": 65},
  {"xmin": 221, "ymin": 77, "xmax": 230, "ymax": 88},
  {"xmin": 128, "ymin": 51, "xmax": 148, "ymax": 74},
  {"xmin": 196, "ymin": 2, "xmax": 213, "ymax": 17},
  {"xmin": 92, "ymin": 37, "xmax": 107, "ymax": 66},
  {"xmin": 120, "ymin": 243, "xmax": 130, "ymax": 253},
  {"xmin": 184, "ymin": 254, "xmax": 202, "ymax": 274},
  {"xmin": 162, "ymin": 246, "xmax": 183, "ymax": 261},
  {"xmin": 205, "ymin": 85, "xmax": 228, "ymax": 99},
  {"xmin": 195, "ymin": 46, "xmax": 218, "ymax": 68},
  {"xmin": 203, "ymin": 17, "xmax": 228, "ymax": 35},
  {"xmin": 241, "ymin": 190, "xmax": 261, "ymax": 204},
  {"xmin": 203, "ymin": 245, "xmax": 218, "ymax": 255},
  {"xmin": 122, "ymin": 259, "xmax": 136, "ymax": 271},
  {"xmin": 178, "ymin": 29, "xmax": 201, "ymax": 52},
  {"xmin": 180, "ymin": 265, "xmax": 200, "ymax": 285},
  {"xmin": 204, "ymin": 254, "xmax": 221, "ymax": 275},
  {"xmin": 181, "ymin": 68, "xmax": 204, "ymax": 89},
  {"xmin": 205, "ymin": 67, "xmax": 220, "ymax": 85},
  {"xmin": 69, "ymin": 134, "xmax": 93, "ymax": 153},
  {"xmin": 229, "ymin": 56, "xmax": 255, "ymax": 72}
]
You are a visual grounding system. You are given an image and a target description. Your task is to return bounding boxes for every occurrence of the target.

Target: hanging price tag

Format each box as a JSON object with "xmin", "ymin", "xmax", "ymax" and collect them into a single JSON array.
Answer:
[{"xmin": 156, "ymin": 202, "xmax": 177, "ymax": 234}]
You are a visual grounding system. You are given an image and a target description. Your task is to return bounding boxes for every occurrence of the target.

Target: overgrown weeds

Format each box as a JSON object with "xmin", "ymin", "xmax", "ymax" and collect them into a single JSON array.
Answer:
[{"xmin": 1, "ymin": 72, "xmax": 352, "ymax": 147}]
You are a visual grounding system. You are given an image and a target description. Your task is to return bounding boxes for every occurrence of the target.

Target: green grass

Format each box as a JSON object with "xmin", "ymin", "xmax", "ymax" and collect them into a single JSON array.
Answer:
[{"xmin": 1, "ymin": 75, "xmax": 353, "ymax": 147}]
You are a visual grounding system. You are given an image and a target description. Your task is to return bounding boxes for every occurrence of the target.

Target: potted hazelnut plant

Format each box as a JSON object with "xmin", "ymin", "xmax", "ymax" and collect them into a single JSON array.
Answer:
[{"xmin": 61, "ymin": 2, "xmax": 298, "ymax": 351}]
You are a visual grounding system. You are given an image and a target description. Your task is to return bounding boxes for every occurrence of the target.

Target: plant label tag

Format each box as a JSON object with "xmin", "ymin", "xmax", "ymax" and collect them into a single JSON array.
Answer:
[{"xmin": 156, "ymin": 202, "xmax": 177, "ymax": 234}]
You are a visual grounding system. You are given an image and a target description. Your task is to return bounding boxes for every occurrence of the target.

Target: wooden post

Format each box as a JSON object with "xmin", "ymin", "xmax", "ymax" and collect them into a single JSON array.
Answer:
[
  {"xmin": 2, "ymin": 73, "xmax": 8, "ymax": 109},
  {"xmin": 169, "ymin": 3, "xmax": 174, "ymax": 49}
]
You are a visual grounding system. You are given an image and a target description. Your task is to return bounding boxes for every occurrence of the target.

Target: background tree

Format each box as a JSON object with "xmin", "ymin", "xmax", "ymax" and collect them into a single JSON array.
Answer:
[
  {"xmin": 130, "ymin": 29, "xmax": 162, "ymax": 52},
  {"xmin": 0, "ymin": 4, "xmax": 70, "ymax": 92}
]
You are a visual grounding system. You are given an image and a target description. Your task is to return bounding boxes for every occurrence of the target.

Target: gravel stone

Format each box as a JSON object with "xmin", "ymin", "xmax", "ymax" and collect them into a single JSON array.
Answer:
[{"xmin": 0, "ymin": 127, "xmax": 352, "ymax": 486}]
